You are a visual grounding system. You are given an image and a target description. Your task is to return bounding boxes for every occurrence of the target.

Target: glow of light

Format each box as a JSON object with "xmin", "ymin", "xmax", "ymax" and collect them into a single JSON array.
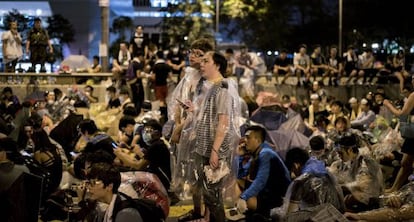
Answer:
[
  {"xmin": 274, "ymin": 51, "xmax": 279, "ymax": 56},
  {"xmin": 267, "ymin": 51, "xmax": 272, "ymax": 56},
  {"xmin": 36, "ymin": 9, "xmax": 42, "ymax": 16},
  {"xmin": 362, "ymin": 43, "xmax": 367, "ymax": 48},
  {"xmin": 371, "ymin": 43, "xmax": 379, "ymax": 49},
  {"xmin": 183, "ymin": 36, "xmax": 188, "ymax": 41}
]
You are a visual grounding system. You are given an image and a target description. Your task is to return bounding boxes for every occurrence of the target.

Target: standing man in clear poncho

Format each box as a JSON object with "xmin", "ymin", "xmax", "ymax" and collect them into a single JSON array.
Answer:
[
  {"xmin": 184, "ymin": 51, "xmax": 240, "ymax": 222},
  {"xmin": 167, "ymin": 38, "xmax": 215, "ymax": 220}
]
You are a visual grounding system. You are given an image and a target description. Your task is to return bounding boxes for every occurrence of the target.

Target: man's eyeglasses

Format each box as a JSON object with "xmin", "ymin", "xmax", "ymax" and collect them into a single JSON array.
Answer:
[
  {"xmin": 85, "ymin": 179, "xmax": 103, "ymax": 186},
  {"xmin": 188, "ymin": 49, "xmax": 204, "ymax": 58}
]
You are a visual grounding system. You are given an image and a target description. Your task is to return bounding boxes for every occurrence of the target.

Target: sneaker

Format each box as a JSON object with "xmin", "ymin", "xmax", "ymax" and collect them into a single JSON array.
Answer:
[{"xmin": 178, "ymin": 210, "xmax": 203, "ymax": 222}]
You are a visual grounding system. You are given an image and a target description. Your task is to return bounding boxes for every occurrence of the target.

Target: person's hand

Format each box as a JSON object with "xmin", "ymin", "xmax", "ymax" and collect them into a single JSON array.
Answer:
[
  {"xmin": 236, "ymin": 198, "xmax": 247, "ymax": 213},
  {"xmin": 386, "ymin": 195, "xmax": 402, "ymax": 208},
  {"xmin": 383, "ymin": 99, "xmax": 391, "ymax": 107},
  {"xmin": 49, "ymin": 47, "xmax": 53, "ymax": 54},
  {"xmin": 344, "ymin": 212, "xmax": 361, "ymax": 220},
  {"xmin": 209, "ymin": 149, "xmax": 219, "ymax": 169}
]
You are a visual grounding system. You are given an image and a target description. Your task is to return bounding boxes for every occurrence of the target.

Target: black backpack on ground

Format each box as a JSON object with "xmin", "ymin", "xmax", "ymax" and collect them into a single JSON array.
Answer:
[{"xmin": 113, "ymin": 192, "xmax": 165, "ymax": 222}]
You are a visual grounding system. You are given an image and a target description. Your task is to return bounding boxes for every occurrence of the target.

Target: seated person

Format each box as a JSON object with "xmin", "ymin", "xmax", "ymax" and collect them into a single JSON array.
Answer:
[
  {"xmin": 350, "ymin": 98, "xmax": 376, "ymax": 131},
  {"xmin": 77, "ymin": 119, "xmax": 115, "ymax": 160},
  {"xmin": 273, "ymin": 147, "xmax": 345, "ymax": 221},
  {"xmin": 345, "ymin": 181, "xmax": 414, "ymax": 221},
  {"xmin": 106, "ymin": 86, "xmax": 121, "ymax": 110},
  {"xmin": 79, "ymin": 85, "xmax": 98, "ymax": 107},
  {"xmin": 235, "ymin": 125, "xmax": 291, "ymax": 219},
  {"xmin": 328, "ymin": 134, "xmax": 384, "ymax": 212},
  {"xmin": 86, "ymin": 163, "xmax": 143, "ymax": 221},
  {"xmin": 114, "ymin": 119, "xmax": 171, "ymax": 191}
]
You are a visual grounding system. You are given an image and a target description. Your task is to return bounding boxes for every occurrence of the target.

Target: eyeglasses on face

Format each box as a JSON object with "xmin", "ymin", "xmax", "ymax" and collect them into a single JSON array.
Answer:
[
  {"xmin": 85, "ymin": 179, "xmax": 103, "ymax": 186},
  {"xmin": 188, "ymin": 49, "xmax": 204, "ymax": 58}
]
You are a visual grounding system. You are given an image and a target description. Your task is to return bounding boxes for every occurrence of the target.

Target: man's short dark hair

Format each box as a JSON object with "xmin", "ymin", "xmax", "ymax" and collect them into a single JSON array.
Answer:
[
  {"xmin": 190, "ymin": 38, "xmax": 214, "ymax": 52},
  {"xmin": 156, "ymin": 51, "xmax": 164, "ymax": 59},
  {"xmin": 106, "ymin": 86, "xmax": 116, "ymax": 93},
  {"xmin": 285, "ymin": 147, "xmax": 309, "ymax": 171},
  {"xmin": 211, "ymin": 52, "xmax": 228, "ymax": 75},
  {"xmin": 144, "ymin": 119, "xmax": 162, "ymax": 133},
  {"xmin": 245, "ymin": 125, "xmax": 267, "ymax": 143},
  {"xmin": 53, "ymin": 88, "xmax": 62, "ymax": 97},
  {"xmin": 119, "ymin": 116, "xmax": 136, "ymax": 131},
  {"xmin": 93, "ymin": 55, "xmax": 100, "ymax": 62},
  {"xmin": 334, "ymin": 116, "xmax": 348, "ymax": 126},
  {"xmin": 225, "ymin": 48, "xmax": 234, "ymax": 54},
  {"xmin": 2, "ymin": 87, "xmax": 12, "ymax": 94},
  {"xmin": 78, "ymin": 119, "xmax": 98, "ymax": 135},
  {"xmin": 310, "ymin": 135, "xmax": 325, "ymax": 151},
  {"xmin": 88, "ymin": 162, "xmax": 121, "ymax": 193},
  {"xmin": 331, "ymin": 100, "xmax": 343, "ymax": 110},
  {"xmin": 34, "ymin": 17, "xmax": 41, "ymax": 22},
  {"xmin": 338, "ymin": 134, "xmax": 358, "ymax": 153}
]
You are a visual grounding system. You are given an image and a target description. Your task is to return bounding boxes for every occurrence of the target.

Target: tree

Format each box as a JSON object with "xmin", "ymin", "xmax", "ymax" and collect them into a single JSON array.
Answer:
[
  {"xmin": 0, "ymin": 9, "xmax": 29, "ymax": 32},
  {"xmin": 110, "ymin": 16, "xmax": 134, "ymax": 41},
  {"xmin": 222, "ymin": 0, "xmax": 294, "ymax": 50},
  {"xmin": 46, "ymin": 14, "xmax": 75, "ymax": 62},
  {"xmin": 161, "ymin": 0, "xmax": 214, "ymax": 48}
]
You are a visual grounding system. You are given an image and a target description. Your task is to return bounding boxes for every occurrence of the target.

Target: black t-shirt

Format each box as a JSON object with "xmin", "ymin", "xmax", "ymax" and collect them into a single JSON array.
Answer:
[
  {"xmin": 108, "ymin": 98, "xmax": 121, "ymax": 109},
  {"xmin": 274, "ymin": 57, "xmax": 290, "ymax": 67},
  {"xmin": 130, "ymin": 34, "xmax": 149, "ymax": 57},
  {"xmin": 145, "ymin": 139, "xmax": 171, "ymax": 190},
  {"xmin": 167, "ymin": 52, "xmax": 185, "ymax": 75},
  {"xmin": 152, "ymin": 62, "xmax": 171, "ymax": 86}
]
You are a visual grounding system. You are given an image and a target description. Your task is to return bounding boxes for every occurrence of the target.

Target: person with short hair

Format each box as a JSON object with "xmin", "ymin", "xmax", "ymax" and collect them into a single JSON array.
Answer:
[
  {"xmin": 2, "ymin": 21, "xmax": 22, "ymax": 73},
  {"xmin": 236, "ymin": 125, "xmax": 291, "ymax": 220},
  {"xmin": 273, "ymin": 49, "xmax": 292, "ymax": 85},
  {"xmin": 86, "ymin": 162, "xmax": 143, "ymax": 222},
  {"xmin": 328, "ymin": 134, "xmax": 384, "ymax": 212},
  {"xmin": 78, "ymin": 119, "xmax": 115, "ymax": 159},
  {"xmin": 276, "ymin": 147, "xmax": 345, "ymax": 221},
  {"xmin": 350, "ymin": 98, "xmax": 375, "ymax": 131},
  {"xmin": 106, "ymin": 86, "xmax": 121, "ymax": 110},
  {"xmin": 26, "ymin": 17, "xmax": 53, "ymax": 73}
]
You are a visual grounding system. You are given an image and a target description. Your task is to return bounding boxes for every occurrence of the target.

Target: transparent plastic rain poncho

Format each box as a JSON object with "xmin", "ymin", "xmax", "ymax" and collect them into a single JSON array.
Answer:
[
  {"xmin": 271, "ymin": 157, "xmax": 345, "ymax": 219},
  {"xmin": 370, "ymin": 116, "xmax": 404, "ymax": 161},
  {"xmin": 328, "ymin": 154, "xmax": 384, "ymax": 205},
  {"xmin": 166, "ymin": 67, "xmax": 203, "ymax": 195}
]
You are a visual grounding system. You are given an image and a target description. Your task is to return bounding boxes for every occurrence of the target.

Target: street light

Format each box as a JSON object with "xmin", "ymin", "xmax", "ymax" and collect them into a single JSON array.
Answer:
[{"xmin": 339, "ymin": 0, "xmax": 343, "ymax": 55}]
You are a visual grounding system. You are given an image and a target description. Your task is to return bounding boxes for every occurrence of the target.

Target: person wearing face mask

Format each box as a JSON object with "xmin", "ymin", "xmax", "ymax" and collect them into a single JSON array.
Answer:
[
  {"xmin": 106, "ymin": 86, "xmax": 121, "ymax": 110},
  {"xmin": 167, "ymin": 45, "xmax": 185, "ymax": 82},
  {"xmin": 118, "ymin": 88, "xmax": 134, "ymax": 111},
  {"xmin": 78, "ymin": 119, "xmax": 115, "ymax": 160},
  {"xmin": 114, "ymin": 119, "xmax": 171, "ymax": 191},
  {"xmin": 81, "ymin": 85, "xmax": 98, "ymax": 107},
  {"xmin": 2, "ymin": 21, "xmax": 23, "ymax": 73},
  {"xmin": 44, "ymin": 90, "xmax": 57, "ymax": 114}
]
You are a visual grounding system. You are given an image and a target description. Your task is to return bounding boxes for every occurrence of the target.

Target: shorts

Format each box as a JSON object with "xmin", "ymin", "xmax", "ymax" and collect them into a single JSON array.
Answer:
[{"xmin": 155, "ymin": 85, "xmax": 168, "ymax": 101}]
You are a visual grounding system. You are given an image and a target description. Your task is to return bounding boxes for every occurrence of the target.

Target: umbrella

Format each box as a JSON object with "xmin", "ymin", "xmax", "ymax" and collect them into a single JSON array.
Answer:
[{"xmin": 60, "ymin": 55, "xmax": 91, "ymax": 71}]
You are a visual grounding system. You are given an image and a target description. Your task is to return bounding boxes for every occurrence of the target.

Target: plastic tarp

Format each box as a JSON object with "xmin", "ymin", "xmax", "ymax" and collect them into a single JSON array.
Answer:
[{"xmin": 60, "ymin": 55, "xmax": 91, "ymax": 71}]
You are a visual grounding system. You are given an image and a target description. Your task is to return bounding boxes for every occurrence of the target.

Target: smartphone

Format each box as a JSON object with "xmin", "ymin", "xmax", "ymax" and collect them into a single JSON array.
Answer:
[
  {"xmin": 70, "ymin": 151, "xmax": 78, "ymax": 157},
  {"xmin": 112, "ymin": 142, "xmax": 118, "ymax": 149},
  {"xmin": 176, "ymin": 98, "xmax": 190, "ymax": 109}
]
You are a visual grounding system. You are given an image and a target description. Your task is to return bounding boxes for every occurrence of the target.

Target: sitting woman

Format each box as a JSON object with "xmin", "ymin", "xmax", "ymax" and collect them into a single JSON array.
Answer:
[{"xmin": 33, "ymin": 128, "xmax": 63, "ymax": 198}]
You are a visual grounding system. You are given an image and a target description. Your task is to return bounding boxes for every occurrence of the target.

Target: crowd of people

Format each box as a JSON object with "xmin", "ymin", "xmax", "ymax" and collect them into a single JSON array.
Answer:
[{"xmin": 2, "ymin": 22, "xmax": 414, "ymax": 222}]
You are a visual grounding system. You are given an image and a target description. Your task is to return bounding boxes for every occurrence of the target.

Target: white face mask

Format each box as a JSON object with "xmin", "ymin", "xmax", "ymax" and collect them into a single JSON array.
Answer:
[
  {"xmin": 70, "ymin": 100, "xmax": 75, "ymax": 106},
  {"xmin": 47, "ymin": 99, "xmax": 54, "ymax": 105},
  {"xmin": 85, "ymin": 92, "xmax": 91, "ymax": 96},
  {"xmin": 119, "ymin": 96, "xmax": 125, "ymax": 104},
  {"xmin": 172, "ymin": 47, "xmax": 179, "ymax": 54}
]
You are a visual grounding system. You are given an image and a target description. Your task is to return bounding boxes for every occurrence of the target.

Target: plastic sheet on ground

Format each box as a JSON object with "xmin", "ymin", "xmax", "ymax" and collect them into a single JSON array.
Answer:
[{"xmin": 60, "ymin": 55, "xmax": 91, "ymax": 72}]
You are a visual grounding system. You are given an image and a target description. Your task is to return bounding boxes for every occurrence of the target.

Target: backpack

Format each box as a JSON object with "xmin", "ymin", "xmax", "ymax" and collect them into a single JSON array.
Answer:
[{"xmin": 113, "ymin": 192, "xmax": 165, "ymax": 222}]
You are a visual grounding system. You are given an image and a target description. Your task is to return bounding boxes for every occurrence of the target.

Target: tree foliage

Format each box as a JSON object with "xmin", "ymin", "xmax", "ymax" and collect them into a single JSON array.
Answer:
[
  {"xmin": 161, "ymin": 0, "xmax": 214, "ymax": 47},
  {"xmin": 0, "ymin": 9, "xmax": 29, "ymax": 32},
  {"xmin": 47, "ymin": 14, "xmax": 75, "ymax": 44},
  {"xmin": 110, "ymin": 16, "xmax": 134, "ymax": 41}
]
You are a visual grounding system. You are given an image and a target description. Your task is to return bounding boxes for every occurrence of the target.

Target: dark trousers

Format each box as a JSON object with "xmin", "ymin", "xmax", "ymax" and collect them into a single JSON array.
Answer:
[{"xmin": 195, "ymin": 154, "xmax": 225, "ymax": 222}]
